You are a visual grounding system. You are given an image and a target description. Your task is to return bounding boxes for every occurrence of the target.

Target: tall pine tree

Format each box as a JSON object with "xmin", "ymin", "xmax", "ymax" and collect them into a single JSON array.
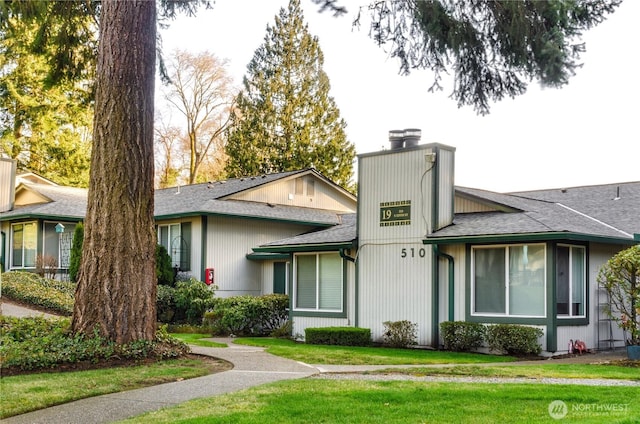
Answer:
[{"xmin": 225, "ymin": 0, "xmax": 355, "ymax": 190}]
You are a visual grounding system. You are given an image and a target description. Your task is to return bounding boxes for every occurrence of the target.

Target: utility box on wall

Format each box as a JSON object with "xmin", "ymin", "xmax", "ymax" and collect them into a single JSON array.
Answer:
[
  {"xmin": 205, "ymin": 268, "xmax": 215, "ymax": 286},
  {"xmin": 356, "ymin": 133, "xmax": 455, "ymax": 346}
]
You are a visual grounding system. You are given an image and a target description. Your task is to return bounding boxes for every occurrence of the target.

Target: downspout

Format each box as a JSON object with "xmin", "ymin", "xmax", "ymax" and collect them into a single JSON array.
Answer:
[{"xmin": 340, "ymin": 245, "xmax": 357, "ymax": 327}]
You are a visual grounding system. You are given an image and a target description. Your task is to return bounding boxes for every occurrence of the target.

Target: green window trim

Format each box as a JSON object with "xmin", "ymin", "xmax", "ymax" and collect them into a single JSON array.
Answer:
[
  {"xmin": 11, "ymin": 221, "xmax": 38, "ymax": 269},
  {"xmin": 157, "ymin": 221, "xmax": 191, "ymax": 271}
]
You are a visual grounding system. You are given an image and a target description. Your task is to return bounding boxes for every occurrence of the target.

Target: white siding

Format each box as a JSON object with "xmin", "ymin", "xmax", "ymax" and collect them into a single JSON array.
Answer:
[
  {"xmin": 357, "ymin": 144, "xmax": 455, "ymax": 346},
  {"xmin": 228, "ymin": 174, "xmax": 356, "ymax": 213},
  {"xmin": 454, "ymin": 196, "xmax": 497, "ymax": 213},
  {"xmin": 435, "ymin": 147, "xmax": 455, "ymax": 231},
  {"xmin": 207, "ymin": 216, "xmax": 311, "ymax": 297},
  {"xmin": 0, "ymin": 158, "xmax": 16, "ymax": 213}
]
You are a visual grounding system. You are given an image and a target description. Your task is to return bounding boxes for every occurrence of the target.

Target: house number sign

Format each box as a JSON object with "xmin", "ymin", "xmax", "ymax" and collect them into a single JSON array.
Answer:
[{"xmin": 380, "ymin": 200, "xmax": 411, "ymax": 226}]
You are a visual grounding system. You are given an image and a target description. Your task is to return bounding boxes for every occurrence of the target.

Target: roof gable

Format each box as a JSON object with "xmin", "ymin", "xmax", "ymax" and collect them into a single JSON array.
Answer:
[{"xmin": 225, "ymin": 169, "xmax": 356, "ymax": 212}]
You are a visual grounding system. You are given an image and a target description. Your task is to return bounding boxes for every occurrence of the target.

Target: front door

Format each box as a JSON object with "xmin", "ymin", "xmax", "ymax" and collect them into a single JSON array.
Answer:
[{"xmin": 273, "ymin": 262, "xmax": 287, "ymax": 294}]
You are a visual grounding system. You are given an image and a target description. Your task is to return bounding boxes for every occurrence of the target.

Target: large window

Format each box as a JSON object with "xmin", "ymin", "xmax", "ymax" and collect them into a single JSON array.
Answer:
[
  {"xmin": 294, "ymin": 252, "xmax": 342, "ymax": 312},
  {"xmin": 556, "ymin": 245, "xmax": 586, "ymax": 317},
  {"xmin": 11, "ymin": 222, "xmax": 37, "ymax": 268},
  {"xmin": 158, "ymin": 222, "xmax": 191, "ymax": 271},
  {"xmin": 472, "ymin": 244, "xmax": 546, "ymax": 317}
]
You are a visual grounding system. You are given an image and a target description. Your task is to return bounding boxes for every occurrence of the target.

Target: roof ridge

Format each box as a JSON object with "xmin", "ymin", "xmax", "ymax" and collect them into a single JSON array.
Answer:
[{"xmin": 555, "ymin": 202, "xmax": 633, "ymax": 238}]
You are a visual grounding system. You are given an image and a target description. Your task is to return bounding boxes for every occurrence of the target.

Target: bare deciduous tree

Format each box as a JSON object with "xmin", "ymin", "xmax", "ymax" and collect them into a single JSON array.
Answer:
[{"xmin": 160, "ymin": 50, "xmax": 235, "ymax": 184}]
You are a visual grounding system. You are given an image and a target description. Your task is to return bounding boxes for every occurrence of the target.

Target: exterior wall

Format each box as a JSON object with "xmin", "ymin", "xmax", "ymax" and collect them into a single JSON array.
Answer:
[
  {"xmin": 357, "ymin": 144, "xmax": 455, "ymax": 346},
  {"xmin": 207, "ymin": 216, "xmax": 313, "ymax": 297},
  {"xmin": 228, "ymin": 174, "xmax": 356, "ymax": 213},
  {"xmin": 0, "ymin": 158, "xmax": 16, "ymax": 213},
  {"xmin": 556, "ymin": 242, "xmax": 625, "ymax": 354},
  {"xmin": 454, "ymin": 196, "xmax": 497, "ymax": 213}
]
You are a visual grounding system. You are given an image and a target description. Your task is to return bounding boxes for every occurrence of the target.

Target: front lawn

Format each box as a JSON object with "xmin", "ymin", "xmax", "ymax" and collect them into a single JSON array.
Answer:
[
  {"xmin": 233, "ymin": 337, "xmax": 517, "ymax": 365},
  {"xmin": 118, "ymin": 379, "xmax": 640, "ymax": 423},
  {"xmin": 0, "ymin": 357, "xmax": 230, "ymax": 419}
]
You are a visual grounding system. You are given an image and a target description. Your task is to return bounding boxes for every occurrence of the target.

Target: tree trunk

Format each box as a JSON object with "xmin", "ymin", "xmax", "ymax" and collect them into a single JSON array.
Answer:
[{"xmin": 72, "ymin": 0, "xmax": 157, "ymax": 344}]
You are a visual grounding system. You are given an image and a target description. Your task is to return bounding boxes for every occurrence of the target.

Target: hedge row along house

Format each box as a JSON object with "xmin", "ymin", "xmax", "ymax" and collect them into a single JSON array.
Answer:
[{"xmin": 1, "ymin": 137, "xmax": 638, "ymax": 355}]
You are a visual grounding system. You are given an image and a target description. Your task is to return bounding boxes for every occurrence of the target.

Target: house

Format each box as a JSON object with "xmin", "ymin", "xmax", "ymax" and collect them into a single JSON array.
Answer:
[
  {"xmin": 2, "ymin": 137, "xmax": 638, "ymax": 355},
  {"xmin": 254, "ymin": 133, "xmax": 639, "ymax": 355},
  {"xmin": 0, "ymin": 162, "xmax": 356, "ymax": 298}
]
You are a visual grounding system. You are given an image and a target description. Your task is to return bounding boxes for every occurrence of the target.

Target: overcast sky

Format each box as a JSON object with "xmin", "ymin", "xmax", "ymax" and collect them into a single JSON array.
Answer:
[{"xmin": 160, "ymin": 0, "xmax": 639, "ymax": 193}]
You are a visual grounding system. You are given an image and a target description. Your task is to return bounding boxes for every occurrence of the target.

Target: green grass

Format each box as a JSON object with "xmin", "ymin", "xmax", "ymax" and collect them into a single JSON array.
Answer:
[
  {"xmin": 118, "ymin": 379, "xmax": 640, "ymax": 423},
  {"xmin": 233, "ymin": 337, "xmax": 517, "ymax": 365},
  {"xmin": 170, "ymin": 333, "xmax": 227, "ymax": 348},
  {"xmin": 372, "ymin": 363, "xmax": 640, "ymax": 381},
  {"xmin": 0, "ymin": 358, "xmax": 225, "ymax": 419}
]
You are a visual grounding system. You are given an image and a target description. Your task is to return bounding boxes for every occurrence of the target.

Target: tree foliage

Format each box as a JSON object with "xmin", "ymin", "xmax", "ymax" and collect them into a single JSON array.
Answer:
[
  {"xmin": 225, "ymin": 0, "xmax": 355, "ymax": 189},
  {"xmin": 358, "ymin": 0, "xmax": 621, "ymax": 115},
  {"xmin": 157, "ymin": 50, "xmax": 234, "ymax": 185},
  {"xmin": 0, "ymin": 10, "xmax": 93, "ymax": 186}
]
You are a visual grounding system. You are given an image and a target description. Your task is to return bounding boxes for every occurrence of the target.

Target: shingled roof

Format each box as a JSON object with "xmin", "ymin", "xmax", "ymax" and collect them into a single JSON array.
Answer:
[
  {"xmin": 1, "ymin": 169, "xmax": 346, "ymax": 227},
  {"xmin": 425, "ymin": 183, "xmax": 639, "ymax": 244}
]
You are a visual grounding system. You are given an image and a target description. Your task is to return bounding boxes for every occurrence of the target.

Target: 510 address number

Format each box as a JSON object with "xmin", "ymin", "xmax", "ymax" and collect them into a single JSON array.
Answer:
[{"xmin": 401, "ymin": 247, "xmax": 426, "ymax": 258}]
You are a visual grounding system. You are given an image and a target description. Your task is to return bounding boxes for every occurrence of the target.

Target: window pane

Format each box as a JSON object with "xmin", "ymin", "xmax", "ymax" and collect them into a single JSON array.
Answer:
[
  {"xmin": 169, "ymin": 224, "xmax": 181, "ymax": 268},
  {"xmin": 12, "ymin": 224, "xmax": 23, "ymax": 267},
  {"xmin": 44, "ymin": 223, "xmax": 59, "ymax": 260},
  {"xmin": 571, "ymin": 247, "xmax": 585, "ymax": 316},
  {"xmin": 556, "ymin": 246, "xmax": 570, "ymax": 315},
  {"xmin": 296, "ymin": 255, "xmax": 316, "ymax": 309},
  {"xmin": 23, "ymin": 222, "xmax": 37, "ymax": 267},
  {"xmin": 159, "ymin": 226, "xmax": 169, "ymax": 250},
  {"xmin": 474, "ymin": 248, "xmax": 505, "ymax": 314},
  {"xmin": 509, "ymin": 245, "xmax": 545, "ymax": 316},
  {"xmin": 319, "ymin": 254, "xmax": 341, "ymax": 310}
]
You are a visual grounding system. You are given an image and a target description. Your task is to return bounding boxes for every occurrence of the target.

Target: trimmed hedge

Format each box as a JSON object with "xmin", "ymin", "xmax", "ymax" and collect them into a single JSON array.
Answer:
[
  {"xmin": 1, "ymin": 272, "xmax": 74, "ymax": 316},
  {"xmin": 440, "ymin": 321, "xmax": 486, "ymax": 352},
  {"xmin": 305, "ymin": 327, "xmax": 371, "ymax": 347},
  {"xmin": 486, "ymin": 324, "xmax": 543, "ymax": 355}
]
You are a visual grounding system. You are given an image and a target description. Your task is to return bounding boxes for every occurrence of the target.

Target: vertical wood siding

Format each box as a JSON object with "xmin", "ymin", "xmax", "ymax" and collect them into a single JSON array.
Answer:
[
  {"xmin": 207, "ymin": 216, "xmax": 312, "ymax": 297},
  {"xmin": 228, "ymin": 174, "xmax": 356, "ymax": 212}
]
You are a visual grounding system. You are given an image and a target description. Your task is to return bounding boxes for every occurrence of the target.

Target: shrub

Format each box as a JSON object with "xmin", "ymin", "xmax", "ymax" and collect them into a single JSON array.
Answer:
[
  {"xmin": 171, "ymin": 278, "xmax": 216, "ymax": 325},
  {"xmin": 0, "ymin": 317, "xmax": 189, "ymax": 373},
  {"xmin": 486, "ymin": 324, "xmax": 543, "ymax": 355},
  {"xmin": 204, "ymin": 294, "xmax": 289, "ymax": 336},
  {"xmin": 35, "ymin": 254, "xmax": 58, "ymax": 279},
  {"xmin": 68, "ymin": 222, "xmax": 83, "ymax": 283},
  {"xmin": 382, "ymin": 320, "xmax": 418, "ymax": 348},
  {"xmin": 440, "ymin": 321, "xmax": 486, "ymax": 352},
  {"xmin": 1, "ymin": 271, "xmax": 74, "ymax": 315},
  {"xmin": 156, "ymin": 284, "xmax": 176, "ymax": 323},
  {"xmin": 305, "ymin": 327, "xmax": 371, "ymax": 347},
  {"xmin": 156, "ymin": 244, "xmax": 175, "ymax": 287}
]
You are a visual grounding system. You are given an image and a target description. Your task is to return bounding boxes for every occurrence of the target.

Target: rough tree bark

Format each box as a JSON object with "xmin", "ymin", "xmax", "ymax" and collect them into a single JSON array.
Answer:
[{"xmin": 72, "ymin": 0, "xmax": 157, "ymax": 343}]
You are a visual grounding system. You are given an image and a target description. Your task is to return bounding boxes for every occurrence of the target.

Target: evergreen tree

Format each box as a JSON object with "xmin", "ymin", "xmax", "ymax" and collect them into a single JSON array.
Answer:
[
  {"xmin": 0, "ymin": 15, "xmax": 93, "ymax": 186},
  {"xmin": 68, "ymin": 222, "xmax": 84, "ymax": 283},
  {"xmin": 225, "ymin": 0, "xmax": 355, "ymax": 190}
]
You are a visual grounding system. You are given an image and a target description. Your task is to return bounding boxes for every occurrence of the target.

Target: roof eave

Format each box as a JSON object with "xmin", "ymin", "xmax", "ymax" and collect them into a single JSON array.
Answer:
[
  {"xmin": 422, "ymin": 232, "xmax": 636, "ymax": 246},
  {"xmin": 254, "ymin": 241, "xmax": 356, "ymax": 253}
]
